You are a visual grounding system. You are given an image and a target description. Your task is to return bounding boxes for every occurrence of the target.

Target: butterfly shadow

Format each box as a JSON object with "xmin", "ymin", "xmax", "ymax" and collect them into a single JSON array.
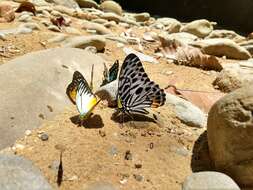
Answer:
[
  {"xmin": 111, "ymin": 111, "xmax": 156, "ymax": 127},
  {"xmin": 70, "ymin": 113, "xmax": 104, "ymax": 129}
]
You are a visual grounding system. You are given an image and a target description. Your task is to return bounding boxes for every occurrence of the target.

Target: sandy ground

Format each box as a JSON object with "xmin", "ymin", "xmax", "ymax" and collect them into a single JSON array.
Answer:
[{"xmin": 0, "ymin": 13, "xmax": 219, "ymax": 190}]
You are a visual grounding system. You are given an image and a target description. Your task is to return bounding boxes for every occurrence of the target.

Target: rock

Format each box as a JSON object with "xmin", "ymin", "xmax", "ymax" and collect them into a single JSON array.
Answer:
[
  {"xmin": 206, "ymin": 29, "xmax": 246, "ymax": 42},
  {"xmin": 165, "ymin": 93, "xmax": 207, "ymax": 128},
  {"xmin": 47, "ymin": 25, "xmax": 61, "ymax": 32},
  {"xmin": 103, "ymin": 20, "xmax": 117, "ymax": 28},
  {"xmin": 170, "ymin": 146, "xmax": 190, "ymax": 157},
  {"xmin": 17, "ymin": 14, "xmax": 32, "ymax": 22},
  {"xmin": 40, "ymin": 133, "xmax": 49, "ymax": 141},
  {"xmin": 0, "ymin": 48, "xmax": 104, "ymax": 149},
  {"xmin": 213, "ymin": 60, "xmax": 253, "ymax": 92},
  {"xmin": 124, "ymin": 150, "xmax": 132, "ymax": 160},
  {"xmin": 133, "ymin": 12, "xmax": 150, "ymax": 22},
  {"xmin": 108, "ymin": 145, "xmax": 118, "ymax": 156},
  {"xmin": 105, "ymin": 35, "xmax": 128, "ymax": 44},
  {"xmin": 100, "ymin": 0, "xmax": 122, "ymax": 16},
  {"xmin": 64, "ymin": 27, "xmax": 81, "ymax": 35},
  {"xmin": 84, "ymin": 46, "xmax": 97, "ymax": 54},
  {"xmin": 63, "ymin": 35, "xmax": 106, "ymax": 51},
  {"xmin": 100, "ymin": 12, "xmax": 122, "ymax": 23},
  {"xmin": 82, "ymin": 181, "xmax": 117, "ymax": 190},
  {"xmin": 123, "ymin": 47, "xmax": 158, "ymax": 64},
  {"xmin": 0, "ymin": 2, "xmax": 15, "ymax": 22},
  {"xmin": 47, "ymin": 34, "xmax": 67, "ymax": 43},
  {"xmin": 155, "ymin": 17, "xmax": 182, "ymax": 33},
  {"xmin": 201, "ymin": 38, "xmax": 251, "ymax": 60},
  {"xmin": 207, "ymin": 85, "xmax": 253, "ymax": 187},
  {"xmin": 82, "ymin": 21, "xmax": 112, "ymax": 35},
  {"xmin": 75, "ymin": 0, "xmax": 98, "ymax": 8},
  {"xmin": 93, "ymin": 18, "xmax": 108, "ymax": 24},
  {"xmin": 95, "ymin": 80, "xmax": 118, "ymax": 107},
  {"xmin": 180, "ymin": 19, "xmax": 214, "ymax": 38},
  {"xmin": 45, "ymin": 0, "xmax": 79, "ymax": 9},
  {"xmin": 159, "ymin": 32, "xmax": 198, "ymax": 45},
  {"xmin": 15, "ymin": 2, "xmax": 36, "ymax": 16},
  {"xmin": 182, "ymin": 172, "xmax": 240, "ymax": 190},
  {"xmin": 0, "ymin": 154, "xmax": 53, "ymax": 190},
  {"xmin": 133, "ymin": 174, "xmax": 144, "ymax": 182},
  {"xmin": 142, "ymin": 32, "xmax": 158, "ymax": 42},
  {"xmin": 54, "ymin": 5, "xmax": 76, "ymax": 16}
]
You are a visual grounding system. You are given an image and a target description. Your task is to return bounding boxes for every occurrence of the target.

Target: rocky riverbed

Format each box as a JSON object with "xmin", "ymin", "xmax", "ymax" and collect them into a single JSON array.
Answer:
[{"xmin": 0, "ymin": 0, "xmax": 252, "ymax": 190}]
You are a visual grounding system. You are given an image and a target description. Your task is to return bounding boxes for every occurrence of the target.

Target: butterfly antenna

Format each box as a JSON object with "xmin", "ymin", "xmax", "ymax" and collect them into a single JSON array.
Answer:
[
  {"xmin": 57, "ymin": 151, "xmax": 63, "ymax": 186},
  {"xmin": 90, "ymin": 64, "xmax": 94, "ymax": 91}
]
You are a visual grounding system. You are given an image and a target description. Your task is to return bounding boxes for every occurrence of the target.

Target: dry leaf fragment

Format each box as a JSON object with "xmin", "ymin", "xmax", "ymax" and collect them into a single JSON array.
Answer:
[{"xmin": 159, "ymin": 36, "xmax": 222, "ymax": 71}]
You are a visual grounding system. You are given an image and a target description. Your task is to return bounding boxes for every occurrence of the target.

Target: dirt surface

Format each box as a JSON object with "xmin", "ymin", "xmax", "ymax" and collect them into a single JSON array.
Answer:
[{"xmin": 0, "ymin": 11, "xmax": 219, "ymax": 190}]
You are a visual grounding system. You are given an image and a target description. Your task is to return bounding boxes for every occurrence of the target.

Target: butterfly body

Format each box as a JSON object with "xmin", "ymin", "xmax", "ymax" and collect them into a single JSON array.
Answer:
[
  {"xmin": 66, "ymin": 71, "xmax": 99, "ymax": 125},
  {"xmin": 117, "ymin": 53, "xmax": 166, "ymax": 116}
]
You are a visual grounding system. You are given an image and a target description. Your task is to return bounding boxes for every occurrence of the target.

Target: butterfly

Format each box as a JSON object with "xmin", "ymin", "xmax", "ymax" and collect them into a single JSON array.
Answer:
[
  {"xmin": 117, "ymin": 53, "xmax": 166, "ymax": 118},
  {"xmin": 101, "ymin": 60, "xmax": 119, "ymax": 86},
  {"xmin": 66, "ymin": 69, "xmax": 100, "ymax": 126}
]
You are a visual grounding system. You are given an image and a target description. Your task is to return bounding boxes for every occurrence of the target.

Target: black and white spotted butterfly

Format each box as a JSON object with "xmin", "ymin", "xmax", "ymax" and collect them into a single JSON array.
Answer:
[{"xmin": 117, "ymin": 53, "xmax": 166, "ymax": 116}]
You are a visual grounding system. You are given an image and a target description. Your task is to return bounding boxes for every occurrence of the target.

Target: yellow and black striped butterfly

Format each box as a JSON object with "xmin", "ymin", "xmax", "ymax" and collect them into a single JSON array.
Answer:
[
  {"xmin": 117, "ymin": 53, "xmax": 166, "ymax": 116},
  {"xmin": 66, "ymin": 70, "xmax": 99, "ymax": 125}
]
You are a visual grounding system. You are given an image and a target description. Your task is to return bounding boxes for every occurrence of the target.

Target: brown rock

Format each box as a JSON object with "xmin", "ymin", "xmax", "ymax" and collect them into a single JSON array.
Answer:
[
  {"xmin": 0, "ymin": 2, "xmax": 15, "ymax": 22},
  {"xmin": 207, "ymin": 84, "xmax": 253, "ymax": 187},
  {"xmin": 15, "ymin": 2, "xmax": 36, "ymax": 16}
]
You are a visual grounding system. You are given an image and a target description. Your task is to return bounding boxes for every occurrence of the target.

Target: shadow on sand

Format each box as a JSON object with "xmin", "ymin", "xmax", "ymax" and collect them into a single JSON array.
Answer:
[
  {"xmin": 191, "ymin": 130, "xmax": 213, "ymax": 172},
  {"xmin": 70, "ymin": 114, "xmax": 104, "ymax": 129}
]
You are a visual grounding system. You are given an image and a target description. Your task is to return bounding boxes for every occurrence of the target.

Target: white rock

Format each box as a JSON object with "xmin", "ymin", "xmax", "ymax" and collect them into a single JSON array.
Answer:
[
  {"xmin": 165, "ymin": 93, "xmax": 206, "ymax": 128},
  {"xmin": 182, "ymin": 172, "xmax": 240, "ymax": 190},
  {"xmin": 206, "ymin": 29, "xmax": 246, "ymax": 42},
  {"xmin": 100, "ymin": 0, "xmax": 122, "ymax": 15},
  {"xmin": 201, "ymin": 38, "xmax": 251, "ymax": 60},
  {"xmin": 0, "ymin": 48, "xmax": 105, "ymax": 149},
  {"xmin": 63, "ymin": 35, "xmax": 106, "ymax": 51},
  {"xmin": 180, "ymin": 19, "xmax": 214, "ymax": 38},
  {"xmin": 123, "ymin": 47, "xmax": 158, "ymax": 64}
]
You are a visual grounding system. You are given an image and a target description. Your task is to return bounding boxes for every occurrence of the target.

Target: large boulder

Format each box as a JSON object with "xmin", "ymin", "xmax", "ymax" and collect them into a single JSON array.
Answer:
[
  {"xmin": 207, "ymin": 84, "xmax": 253, "ymax": 187},
  {"xmin": 0, "ymin": 154, "xmax": 52, "ymax": 190},
  {"xmin": 0, "ymin": 48, "xmax": 104, "ymax": 149},
  {"xmin": 75, "ymin": 0, "xmax": 98, "ymax": 8}
]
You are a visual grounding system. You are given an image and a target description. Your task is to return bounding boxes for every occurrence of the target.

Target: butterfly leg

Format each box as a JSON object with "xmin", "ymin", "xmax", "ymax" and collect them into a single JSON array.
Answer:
[{"xmin": 119, "ymin": 113, "xmax": 125, "ymax": 128}]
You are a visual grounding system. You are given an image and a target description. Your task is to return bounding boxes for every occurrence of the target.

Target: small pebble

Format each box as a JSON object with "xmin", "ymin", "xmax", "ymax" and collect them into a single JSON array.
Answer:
[
  {"xmin": 109, "ymin": 145, "xmax": 118, "ymax": 156},
  {"xmin": 98, "ymin": 129, "xmax": 106, "ymax": 137},
  {"xmin": 149, "ymin": 142, "xmax": 154, "ymax": 149},
  {"xmin": 133, "ymin": 174, "xmax": 144, "ymax": 182},
  {"xmin": 40, "ymin": 133, "xmax": 49, "ymax": 141},
  {"xmin": 124, "ymin": 150, "xmax": 132, "ymax": 160},
  {"xmin": 135, "ymin": 163, "xmax": 142, "ymax": 169},
  {"xmin": 25, "ymin": 130, "xmax": 32, "ymax": 136}
]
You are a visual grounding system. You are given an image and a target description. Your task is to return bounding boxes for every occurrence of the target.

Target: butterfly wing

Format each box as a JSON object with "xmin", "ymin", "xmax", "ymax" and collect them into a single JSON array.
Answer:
[
  {"xmin": 108, "ymin": 60, "xmax": 119, "ymax": 82},
  {"xmin": 76, "ymin": 79, "xmax": 98, "ymax": 117},
  {"xmin": 117, "ymin": 53, "xmax": 166, "ymax": 114},
  {"xmin": 101, "ymin": 60, "xmax": 119, "ymax": 86},
  {"xmin": 66, "ymin": 71, "xmax": 92, "ymax": 104}
]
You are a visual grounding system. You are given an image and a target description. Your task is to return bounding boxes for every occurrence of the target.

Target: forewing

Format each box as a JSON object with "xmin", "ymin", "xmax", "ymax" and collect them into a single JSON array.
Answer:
[
  {"xmin": 118, "ymin": 53, "xmax": 166, "ymax": 114},
  {"xmin": 101, "ymin": 60, "xmax": 119, "ymax": 86},
  {"xmin": 66, "ymin": 71, "xmax": 92, "ymax": 104},
  {"xmin": 108, "ymin": 60, "xmax": 119, "ymax": 82}
]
